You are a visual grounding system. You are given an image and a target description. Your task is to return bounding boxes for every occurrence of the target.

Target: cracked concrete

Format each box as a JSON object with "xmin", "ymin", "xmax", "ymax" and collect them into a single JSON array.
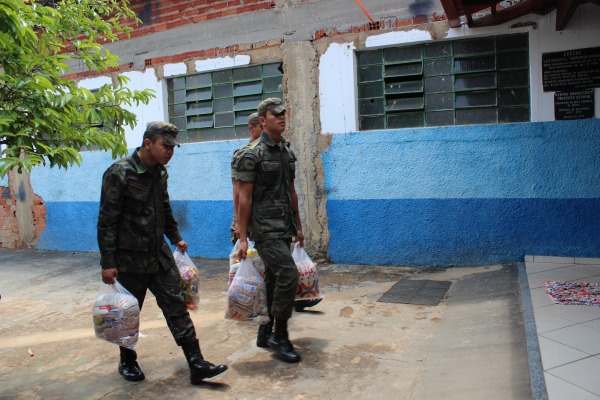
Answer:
[
  {"xmin": 284, "ymin": 41, "xmax": 330, "ymax": 261},
  {"xmin": 0, "ymin": 249, "xmax": 530, "ymax": 399}
]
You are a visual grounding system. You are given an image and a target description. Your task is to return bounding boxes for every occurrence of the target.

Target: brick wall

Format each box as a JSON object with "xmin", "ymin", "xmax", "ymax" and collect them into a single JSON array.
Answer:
[
  {"xmin": 0, "ymin": 172, "xmax": 46, "ymax": 249},
  {"xmin": 122, "ymin": 0, "xmax": 276, "ymax": 38},
  {"xmin": 0, "ymin": 185, "xmax": 19, "ymax": 248},
  {"xmin": 32, "ymin": 194, "xmax": 46, "ymax": 240}
]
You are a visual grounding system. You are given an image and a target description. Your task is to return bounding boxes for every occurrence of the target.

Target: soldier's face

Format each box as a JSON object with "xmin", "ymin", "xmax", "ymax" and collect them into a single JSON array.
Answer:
[
  {"xmin": 261, "ymin": 110, "xmax": 286, "ymax": 135},
  {"xmin": 146, "ymin": 135, "xmax": 175, "ymax": 166},
  {"xmin": 248, "ymin": 123, "xmax": 263, "ymax": 141}
]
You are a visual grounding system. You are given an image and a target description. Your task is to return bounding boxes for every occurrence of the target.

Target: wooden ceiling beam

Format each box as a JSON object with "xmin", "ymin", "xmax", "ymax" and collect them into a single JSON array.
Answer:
[
  {"xmin": 440, "ymin": 0, "xmax": 463, "ymax": 27},
  {"xmin": 468, "ymin": 0, "xmax": 554, "ymax": 27},
  {"xmin": 440, "ymin": 0, "xmax": 595, "ymax": 31},
  {"xmin": 555, "ymin": 0, "xmax": 581, "ymax": 30}
]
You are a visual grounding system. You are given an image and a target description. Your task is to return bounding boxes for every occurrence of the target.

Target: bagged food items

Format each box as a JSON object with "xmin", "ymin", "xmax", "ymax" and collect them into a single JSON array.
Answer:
[
  {"xmin": 92, "ymin": 281, "xmax": 140, "ymax": 350},
  {"xmin": 228, "ymin": 240, "xmax": 264, "ymax": 284},
  {"xmin": 174, "ymin": 248, "xmax": 201, "ymax": 311},
  {"xmin": 246, "ymin": 247, "xmax": 265, "ymax": 280},
  {"xmin": 292, "ymin": 243, "xmax": 324, "ymax": 301},
  {"xmin": 228, "ymin": 239, "xmax": 241, "ymax": 284},
  {"xmin": 225, "ymin": 258, "xmax": 268, "ymax": 322}
]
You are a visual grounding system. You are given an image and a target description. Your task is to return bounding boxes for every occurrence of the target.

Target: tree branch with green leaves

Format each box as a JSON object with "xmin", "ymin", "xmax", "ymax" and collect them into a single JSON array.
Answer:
[{"xmin": 0, "ymin": 0, "xmax": 155, "ymax": 177}]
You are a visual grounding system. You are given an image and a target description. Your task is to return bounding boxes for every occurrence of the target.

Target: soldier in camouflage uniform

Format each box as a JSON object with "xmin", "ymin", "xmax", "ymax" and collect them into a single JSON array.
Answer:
[
  {"xmin": 235, "ymin": 98, "xmax": 304, "ymax": 363},
  {"xmin": 230, "ymin": 112, "xmax": 263, "ymax": 245},
  {"xmin": 97, "ymin": 121, "xmax": 227, "ymax": 384}
]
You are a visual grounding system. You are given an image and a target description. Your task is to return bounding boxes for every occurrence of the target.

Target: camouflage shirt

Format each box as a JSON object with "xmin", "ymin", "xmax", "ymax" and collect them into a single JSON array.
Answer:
[
  {"xmin": 230, "ymin": 139, "xmax": 260, "ymax": 231},
  {"xmin": 97, "ymin": 149, "xmax": 183, "ymax": 273},
  {"xmin": 235, "ymin": 132, "xmax": 297, "ymax": 241}
]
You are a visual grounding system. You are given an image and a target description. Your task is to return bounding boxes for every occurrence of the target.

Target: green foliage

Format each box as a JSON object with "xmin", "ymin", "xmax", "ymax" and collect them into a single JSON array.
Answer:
[{"xmin": 0, "ymin": 0, "xmax": 156, "ymax": 177}]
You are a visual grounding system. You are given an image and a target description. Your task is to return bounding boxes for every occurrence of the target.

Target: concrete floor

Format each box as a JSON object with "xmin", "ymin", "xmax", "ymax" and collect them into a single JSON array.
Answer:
[{"xmin": 0, "ymin": 249, "xmax": 531, "ymax": 400}]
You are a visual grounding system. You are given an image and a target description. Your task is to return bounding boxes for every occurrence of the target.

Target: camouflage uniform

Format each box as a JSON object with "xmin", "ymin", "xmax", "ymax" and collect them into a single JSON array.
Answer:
[
  {"xmin": 97, "ymin": 123, "xmax": 196, "ymax": 346},
  {"xmin": 229, "ymin": 140, "xmax": 260, "ymax": 244},
  {"xmin": 230, "ymin": 113, "xmax": 262, "ymax": 245},
  {"xmin": 230, "ymin": 147, "xmax": 245, "ymax": 245},
  {"xmin": 235, "ymin": 131, "xmax": 299, "ymax": 320}
]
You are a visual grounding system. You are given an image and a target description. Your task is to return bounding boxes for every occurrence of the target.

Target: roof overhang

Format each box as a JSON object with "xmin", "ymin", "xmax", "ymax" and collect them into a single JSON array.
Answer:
[{"xmin": 440, "ymin": 0, "xmax": 599, "ymax": 31}]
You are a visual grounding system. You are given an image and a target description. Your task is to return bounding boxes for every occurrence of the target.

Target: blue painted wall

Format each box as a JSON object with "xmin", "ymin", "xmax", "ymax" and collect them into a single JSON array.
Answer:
[
  {"xmin": 31, "ymin": 140, "xmax": 243, "ymax": 258},
  {"xmin": 30, "ymin": 120, "xmax": 600, "ymax": 266},
  {"xmin": 322, "ymin": 120, "xmax": 600, "ymax": 265}
]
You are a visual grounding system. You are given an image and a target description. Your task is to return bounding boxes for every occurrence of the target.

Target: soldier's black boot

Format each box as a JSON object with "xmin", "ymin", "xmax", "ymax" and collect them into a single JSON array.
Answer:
[
  {"xmin": 182, "ymin": 339, "xmax": 228, "ymax": 384},
  {"xmin": 267, "ymin": 319, "xmax": 301, "ymax": 363},
  {"xmin": 256, "ymin": 320, "xmax": 273, "ymax": 348},
  {"xmin": 294, "ymin": 298, "xmax": 322, "ymax": 312},
  {"xmin": 118, "ymin": 347, "xmax": 145, "ymax": 382}
]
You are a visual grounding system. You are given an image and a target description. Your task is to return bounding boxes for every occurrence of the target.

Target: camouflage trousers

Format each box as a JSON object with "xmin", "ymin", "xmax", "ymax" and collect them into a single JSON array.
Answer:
[
  {"xmin": 255, "ymin": 238, "xmax": 298, "ymax": 320},
  {"xmin": 118, "ymin": 265, "xmax": 197, "ymax": 347},
  {"xmin": 230, "ymin": 213, "xmax": 239, "ymax": 245},
  {"xmin": 230, "ymin": 226, "xmax": 239, "ymax": 246}
]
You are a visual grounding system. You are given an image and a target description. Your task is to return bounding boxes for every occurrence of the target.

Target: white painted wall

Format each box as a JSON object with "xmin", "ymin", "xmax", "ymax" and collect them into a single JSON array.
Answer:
[
  {"xmin": 526, "ymin": 5, "xmax": 600, "ymax": 120},
  {"xmin": 319, "ymin": 42, "xmax": 358, "ymax": 134},
  {"xmin": 194, "ymin": 55, "xmax": 250, "ymax": 73},
  {"xmin": 163, "ymin": 62, "xmax": 187, "ymax": 77},
  {"xmin": 365, "ymin": 29, "xmax": 433, "ymax": 47},
  {"xmin": 77, "ymin": 76, "xmax": 112, "ymax": 91},
  {"xmin": 121, "ymin": 68, "xmax": 166, "ymax": 148},
  {"xmin": 162, "ymin": 55, "xmax": 251, "ymax": 78},
  {"xmin": 78, "ymin": 72, "xmax": 164, "ymax": 149}
]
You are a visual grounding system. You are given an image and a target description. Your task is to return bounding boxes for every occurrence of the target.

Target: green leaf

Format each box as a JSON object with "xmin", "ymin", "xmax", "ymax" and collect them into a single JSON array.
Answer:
[{"xmin": 0, "ymin": 0, "xmax": 155, "ymax": 179}]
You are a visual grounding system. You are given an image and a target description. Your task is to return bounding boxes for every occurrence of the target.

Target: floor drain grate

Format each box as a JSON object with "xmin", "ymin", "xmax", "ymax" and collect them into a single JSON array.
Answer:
[{"xmin": 377, "ymin": 279, "xmax": 452, "ymax": 306}]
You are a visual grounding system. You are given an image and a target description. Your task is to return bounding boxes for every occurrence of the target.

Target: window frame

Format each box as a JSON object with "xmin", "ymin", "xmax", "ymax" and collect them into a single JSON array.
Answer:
[{"xmin": 356, "ymin": 33, "xmax": 530, "ymax": 131}]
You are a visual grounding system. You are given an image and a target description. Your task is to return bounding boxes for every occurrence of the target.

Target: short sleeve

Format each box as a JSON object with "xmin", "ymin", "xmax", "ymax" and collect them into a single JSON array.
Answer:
[
  {"xmin": 287, "ymin": 147, "xmax": 297, "ymax": 181},
  {"xmin": 235, "ymin": 152, "xmax": 259, "ymax": 183},
  {"xmin": 230, "ymin": 150, "xmax": 239, "ymax": 179}
]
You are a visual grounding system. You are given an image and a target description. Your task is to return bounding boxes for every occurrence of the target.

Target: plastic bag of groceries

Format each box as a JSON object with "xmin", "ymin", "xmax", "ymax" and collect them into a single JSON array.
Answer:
[
  {"xmin": 228, "ymin": 240, "xmax": 265, "ymax": 284},
  {"xmin": 246, "ymin": 245, "xmax": 265, "ymax": 280},
  {"xmin": 292, "ymin": 243, "xmax": 324, "ymax": 301},
  {"xmin": 228, "ymin": 239, "xmax": 241, "ymax": 284},
  {"xmin": 174, "ymin": 248, "xmax": 201, "ymax": 311},
  {"xmin": 225, "ymin": 257, "xmax": 268, "ymax": 323},
  {"xmin": 92, "ymin": 280, "xmax": 140, "ymax": 350}
]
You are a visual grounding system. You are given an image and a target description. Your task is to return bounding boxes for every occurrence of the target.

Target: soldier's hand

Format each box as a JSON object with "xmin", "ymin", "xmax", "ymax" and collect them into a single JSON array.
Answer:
[
  {"xmin": 238, "ymin": 240, "xmax": 248, "ymax": 260},
  {"xmin": 176, "ymin": 240, "xmax": 188, "ymax": 253},
  {"xmin": 102, "ymin": 268, "xmax": 118, "ymax": 284},
  {"xmin": 293, "ymin": 229, "xmax": 305, "ymax": 247}
]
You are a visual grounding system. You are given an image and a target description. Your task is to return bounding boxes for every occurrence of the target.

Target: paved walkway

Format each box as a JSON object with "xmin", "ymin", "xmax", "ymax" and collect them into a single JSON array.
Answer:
[
  {"xmin": 1, "ymin": 249, "xmax": 532, "ymax": 399},
  {"xmin": 524, "ymin": 256, "xmax": 600, "ymax": 400}
]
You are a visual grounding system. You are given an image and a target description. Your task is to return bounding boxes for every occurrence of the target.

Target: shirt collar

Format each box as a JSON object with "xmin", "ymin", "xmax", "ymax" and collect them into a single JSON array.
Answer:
[
  {"xmin": 260, "ymin": 131, "xmax": 288, "ymax": 148},
  {"xmin": 132, "ymin": 148, "xmax": 150, "ymax": 174}
]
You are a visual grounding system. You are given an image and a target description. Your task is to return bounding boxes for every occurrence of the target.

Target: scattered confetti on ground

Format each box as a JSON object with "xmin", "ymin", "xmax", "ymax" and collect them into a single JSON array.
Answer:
[{"xmin": 546, "ymin": 280, "xmax": 600, "ymax": 306}]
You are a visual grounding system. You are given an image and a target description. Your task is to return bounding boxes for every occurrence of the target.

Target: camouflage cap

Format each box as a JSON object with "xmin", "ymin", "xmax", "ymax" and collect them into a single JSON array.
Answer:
[
  {"xmin": 248, "ymin": 112, "xmax": 260, "ymax": 126},
  {"xmin": 257, "ymin": 97, "xmax": 285, "ymax": 117},
  {"xmin": 144, "ymin": 121, "xmax": 180, "ymax": 146}
]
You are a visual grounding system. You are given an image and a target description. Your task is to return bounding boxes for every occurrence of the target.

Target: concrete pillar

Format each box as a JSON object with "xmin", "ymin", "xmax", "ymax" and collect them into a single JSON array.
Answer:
[
  {"xmin": 10, "ymin": 169, "xmax": 35, "ymax": 247},
  {"xmin": 283, "ymin": 41, "xmax": 330, "ymax": 261}
]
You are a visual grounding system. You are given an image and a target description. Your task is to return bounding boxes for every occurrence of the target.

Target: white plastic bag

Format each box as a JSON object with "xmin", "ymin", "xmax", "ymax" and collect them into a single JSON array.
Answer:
[
  {"xmin": 174, "ymin": 248, "xmax": 201, "ymax": 311},
  {"xmin": 292, "ymin": 243, "xmax": 324, "ymax": 301},
  {"xmin": 228, "ymin": 239, "xmax": 265, "ymax": 284},
  {"xmin": 246, "ymin": 245, "xmax": 265, "ymax": 280},
  {"xmin": 228, "ymin": 239, "xmax": 241, "ymax": 284},
  {"xmin": 225, "ymin": 257, "xmax": 268, "ymax": 322},
  {"xmin": 92, "ymin": 280, "xmax": 140, "ymax": 350}
]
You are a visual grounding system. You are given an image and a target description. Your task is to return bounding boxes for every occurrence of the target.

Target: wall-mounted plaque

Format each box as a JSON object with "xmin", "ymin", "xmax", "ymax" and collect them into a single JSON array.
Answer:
[
  {"xmin": 542, "ymin": 47, "xmax": 600, "ymax": 92},
  {"xmin": 554, "ymin": 90, "xmax": 594, "ymax": 120}
]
